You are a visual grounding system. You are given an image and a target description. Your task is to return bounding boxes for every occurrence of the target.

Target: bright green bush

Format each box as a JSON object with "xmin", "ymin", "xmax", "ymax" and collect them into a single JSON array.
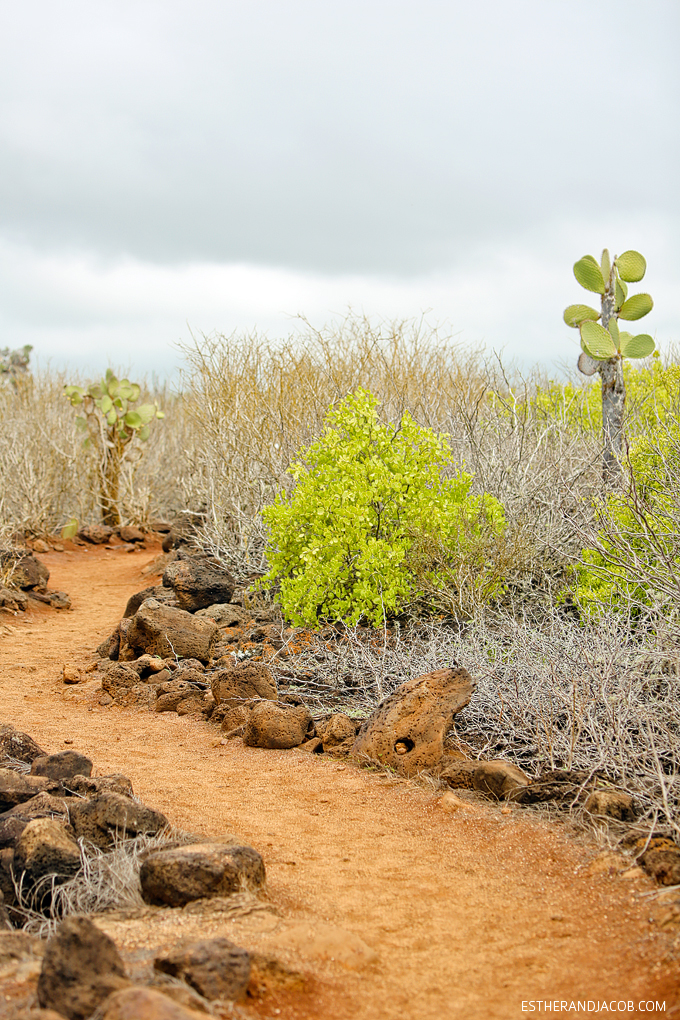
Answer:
[
  {"xmin": 574, "ymin": 372, "xmax": 680, "ymax": 619},
  {"xmin": 262, "ymin": 389, "xmax": 506, "ymax": 627}
]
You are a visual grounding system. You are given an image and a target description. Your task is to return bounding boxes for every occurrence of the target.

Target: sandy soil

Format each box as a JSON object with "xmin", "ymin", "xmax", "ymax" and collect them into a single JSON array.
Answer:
[{"xmin": 0, "ymin": 545, "xmax": 678, "ymax": 1019}]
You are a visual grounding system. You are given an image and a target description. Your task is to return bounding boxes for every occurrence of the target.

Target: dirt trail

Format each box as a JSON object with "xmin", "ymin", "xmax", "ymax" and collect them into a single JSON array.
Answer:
[{"xmin": 0, "ymin": 547, "xmax": 678, "ymax": 1019}]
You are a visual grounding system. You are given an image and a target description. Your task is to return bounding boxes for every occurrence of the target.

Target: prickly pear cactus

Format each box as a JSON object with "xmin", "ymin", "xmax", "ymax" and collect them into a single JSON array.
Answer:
[
  {"xmin": 563, "ymin": 249, "xmax": 655, "ymax": 483},
  {"xmin": 64, "ymin": 369, "xmax": 164, "ymax": 525},
  {"xmin": 564, "ymin": 249, "xmax": 654, "ymax": 370}
]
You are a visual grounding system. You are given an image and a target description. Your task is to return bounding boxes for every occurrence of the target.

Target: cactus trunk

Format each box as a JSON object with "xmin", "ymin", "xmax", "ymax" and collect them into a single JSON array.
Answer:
[
  {"xmin": 598, "ymin": 277, "xmax": 624, "ymax": 485},
  {"xmin": 100, "ymin": 431, "xmax": 124, "ymax": 526}
]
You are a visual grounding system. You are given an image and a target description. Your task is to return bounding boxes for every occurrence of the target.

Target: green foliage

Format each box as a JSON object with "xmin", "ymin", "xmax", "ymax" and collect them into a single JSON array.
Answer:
[
  {"xmin": 0, "ymin": 345, "xmax": 32, "ymax": 382},
  {"xmin": 64, "ymin": 369, "xmax": 164, "ymax": 444},
  {"xmin": 563, "ymin": 304, "xmax": 600, "ymax": 328},
  {"xmin": 262, "ymin": 389, "xmax": 506, "ymax": 627},
  {"xmin": 564, "ymin": 248, "xmax": 655, "ymax": 363},
  {"xmin": 574, "ymin": 362, "xmax": 680, "ymax": 618},
  {"xmin": 573, "ymin": 257, "xmax": 605, "ymax": 294},
  {"xmin": 64, "ymin": 369, "xmax": 164, "ymax": 525}
]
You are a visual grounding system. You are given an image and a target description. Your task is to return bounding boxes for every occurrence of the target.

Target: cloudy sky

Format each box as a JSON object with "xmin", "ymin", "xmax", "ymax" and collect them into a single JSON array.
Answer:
[{"xmin": 1, "ymin": 0, "xmax": 678, "ymax": 376}]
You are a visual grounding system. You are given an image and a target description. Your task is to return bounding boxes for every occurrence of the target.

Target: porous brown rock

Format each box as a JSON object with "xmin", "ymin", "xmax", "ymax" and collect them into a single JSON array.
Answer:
[
  {"xmin": 154, "ymin": 680, "xmax": 198, "ymax": 713},
  {"xmin": 154, "ymin": 937, "xmax": 251, "ymax": 1001},
  {"xmin": 439, "ymin": 761, "xmax": 477, "ymax": 789},
  {"xmin": 0, "ymin": 791, "xmax": 73, "ymax": 823},
  {"xmin": 37, "ymin": 917, "xmax": 128, "ymax": 1020},
  {"xmin": 318, "ymin": 713, "xmax": 357, "ymax": 755},
  {"xmin": 0, "ymin": 814, "xmax": 32, "ymax": 849},
  {"xmin": 0, "ymin": 586, "xmax": 29, "ymax": 612},
  {"xmin": 244, "ymin": 701, "xmax": 313, "ymax": 750},
  {"xmin": 176, "ymin": 696, "xmax": 213, "ymax": 718},
  {"xmin": 219, "ymin": 706, "xmax": 250, "ymax": 732},
  {"xmin": 0, "ymin": 769, "xmax": 59, "ymax": 812},
  {"xmin": 210, "ymin": 662, "xmax": 277, "ymax": 707},
  {"xmin": 79, "ymin": 524, "xmax": 114, "ymax": 545},
  {"xmin": 67, "ymin": 774, "xmax": 134, "ymax": 798},
  {"xmin": 472, "ymin": 761, "xmax": 530, "ymax": 800},
  {"xmin": 68, "ymin": 792, "xmax": 168, "ymax": 849},
  {"xmin": 639, "ymin": 844, "xmax": 680, "ymax": 886},
  {"xmin": 102, "ymin": 662, "xmax": 141, "ymax": 694},
  {"xmin": 31, "ymin": 751, "xmax": 93, "ymax": 783},
  {"xmin": 163, "ymin": 556, "xmax": 236, "ymax": 612},
  {"xmin": 127, "ymin": 600, "xmax": 218, "ymax": 663},
  {"xmin": 140, "ymin": 843, "xmax": 265, "ymax": 907},
  {"xmin": 123, "ymin": 586, "xmax": 179, "ymax": 619},
  {"xmin": 352, "ymin": 667, "xmax": 475, "ymax": 776},
  {"xmin": 14, "ymin": 818, "xmax": 81, "ymax": 887},
  {"xmin": 117, "ymin": 526, "xmax": 145, "ymax": 543},
  {"xmin": 195, "ymin": 603, "xmax": 248, "ymax": 626},
  {"xmin": 0, "ymin": 724, "xmax": 47, "ymax": 764},
  {"xmin": 99, "ymin": 986, "xmax": 204, "ymax": 1020},
  {"xmin": 584, "ymin": 790, "xmax": 636, "ymax": 821},
  {"xmin": 13, "ymin": 554, "xmax": 50, "ymax": 590}
]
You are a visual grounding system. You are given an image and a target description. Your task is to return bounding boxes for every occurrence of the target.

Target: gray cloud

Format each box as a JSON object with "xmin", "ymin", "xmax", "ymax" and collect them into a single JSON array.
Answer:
[{"xmin": 1, "ymin": 0, "xmax": 678, "ymax": 275}]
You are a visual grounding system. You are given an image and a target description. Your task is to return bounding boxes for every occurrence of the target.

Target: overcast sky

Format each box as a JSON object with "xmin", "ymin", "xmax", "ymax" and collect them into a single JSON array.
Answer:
[{"xmin": 1, "ymin": 0, "xmax": 678, "ymax": 377}]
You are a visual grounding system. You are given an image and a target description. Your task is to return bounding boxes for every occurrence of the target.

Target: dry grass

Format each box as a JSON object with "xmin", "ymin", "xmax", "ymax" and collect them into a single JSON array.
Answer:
[
  {"xmin": 12, "ymin": 828, "xmax": 196, "ymax": 937},
  {"xmin": 0, "ymin": 371, "xmax": 196, "ymax": 536},
  {"xmin": 273, "ymin": 610, "xmax": 680, "ymax": 834}
]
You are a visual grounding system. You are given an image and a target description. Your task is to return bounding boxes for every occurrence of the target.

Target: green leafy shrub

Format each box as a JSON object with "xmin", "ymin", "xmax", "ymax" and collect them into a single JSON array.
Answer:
[{"xmin": 262, "ymin": 389, "xmax": 506, "ymax": 627}]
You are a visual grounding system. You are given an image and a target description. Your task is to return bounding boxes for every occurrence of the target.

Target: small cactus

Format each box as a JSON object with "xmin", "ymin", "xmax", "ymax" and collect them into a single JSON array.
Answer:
[
  {"xmin": 0, "ymin": 345, "xmax": 32, "ymax": 383},
  {"xmin": 64, "ymin": 370, "xmax": 164, "ymax": 525},
  {"xmin": 564, "ymin": 249, "xmax": 655, "ymax": 483}
]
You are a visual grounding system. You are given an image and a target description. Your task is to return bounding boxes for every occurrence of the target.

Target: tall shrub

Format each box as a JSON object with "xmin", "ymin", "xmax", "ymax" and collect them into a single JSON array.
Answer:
[{"xmin": 262, "ymin": 389, "xmax": 505, "ymax": 626}]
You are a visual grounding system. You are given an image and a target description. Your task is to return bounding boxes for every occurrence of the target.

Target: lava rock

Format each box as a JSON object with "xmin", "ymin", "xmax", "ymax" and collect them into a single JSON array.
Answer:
[
  {"xmin": 162, "ymin": 556, "xmax": 236, "ymax": 613},
  {"xmin": 102, "ymin": 663, "xmax": 142, "ymax": 695},
  {"xmin": 31, "ymin": 751, "xmax": 93, "ymax": 783},
  {"xmin": 14, "ymin": 818, "xmax": 81, "ymax": 887},
  {"xmin": 0, "ymin": 769, "xmax": 60, "ymax": 812},
  {"xmin": 154, "ymin": 937, "xmax": 251, "ymax": 1001},
  {"xmin": 352, "ymin": 667, "xmax": 475, "ymax": 776},
  {"xmin": 117, "ymin": 526, "xmax": 145, "ymax": 543},
  {"xmin": 123, "ymin": 586, "xmax": 179, "ymax": 619},
  {"xmin": 639, "ymin": 844, "xmax": 680, "ymax": 886},
  {"xmin": 99, "ymin": 986, "xmax": 203, "ymax": 1019},
  {"xmin": 79, "ymin": 524, "xmax": 114, "ymax": 544},
  {"xmin": 211, "ymin": 662, "xmax": 277, "ymax": 707},
  {"xmin": 37, "ymin": 917, "xmax": 128, "ymax": 1020},
  {"xmin": 66, "ymin": 774, "xmax": 134, "ymax": 798},
  {"xmin": 140, "ymin": 842, "xmax": 265, "ymax": 907},
  {"xmin": 68, "ymin": 792, "xmax": 168, "ymax": 850},
  {"xmin": 318, "ymin": 713, "xmax": 357, "ymax": 754},
  {"xmin": 584, "ymin": 790, "xmax": 636, "ymax": 821},
  {"xmin": 13, "ymin": 554, "xmax": 50, "ymax": 591},
  {"xmin": 0, "ymin": 724, "xmax": 47, "ymax": 765},
  {"xmin": 472, "ymin": 761, "xmax": 530, "ymax": 800},
  {"xmin": 127, "ymin": 599, "xmax": 218, "ymax": 663},
  {"xmin": 244, "ymin": 701, "xmax": 313, "ymax": 750}
]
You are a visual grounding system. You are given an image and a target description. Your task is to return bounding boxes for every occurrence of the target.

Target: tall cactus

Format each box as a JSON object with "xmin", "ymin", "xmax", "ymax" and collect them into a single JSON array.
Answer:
[
  {"xmin": 564, "ymin": 249, "xmax": 655, "ymax": 484},
  {"xmin": 64, "ymin": 370, "xmax": 164, "ymax": 525}
]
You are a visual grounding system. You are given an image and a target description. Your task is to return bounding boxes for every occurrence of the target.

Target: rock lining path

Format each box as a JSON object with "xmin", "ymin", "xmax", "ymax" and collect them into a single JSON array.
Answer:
[{"xmin": 0, "ymin": 546, "xmax": 678, "ymax": 1019}]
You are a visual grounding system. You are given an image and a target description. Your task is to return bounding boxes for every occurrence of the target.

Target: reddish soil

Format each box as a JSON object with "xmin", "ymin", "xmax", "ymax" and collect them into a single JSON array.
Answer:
[{"xmin": 0, "ymin": 545, "xmax": 679, "ymax": 1019}]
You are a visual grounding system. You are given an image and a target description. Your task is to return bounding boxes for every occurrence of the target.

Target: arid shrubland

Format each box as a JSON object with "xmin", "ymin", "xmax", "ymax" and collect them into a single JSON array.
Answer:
[
  {"xmin": 0, "ymin": 370, "xmax": 196, "ymax": 535},
  {"xmin": 180, "ymin": 315, "xmax": 603, "ymax": 595}
]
